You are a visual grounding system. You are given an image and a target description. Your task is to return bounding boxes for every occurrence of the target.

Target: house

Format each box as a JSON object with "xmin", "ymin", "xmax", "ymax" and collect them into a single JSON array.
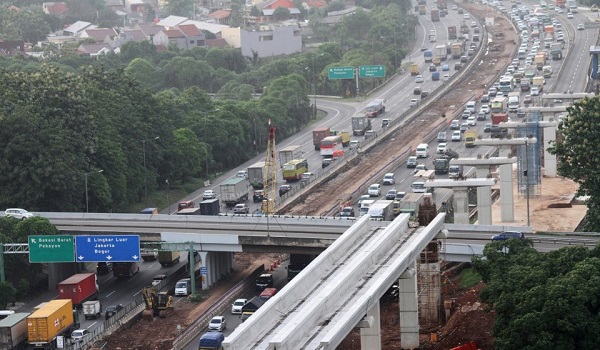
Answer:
[
  {"xmin": 152, "ymin": 26, "xmax": 205, "ymax": 49},
  {"xmin": 207, "ymin": 10, "xmax": 231, "ymax": 25},
  {"xmin": 42, "ymin": 2, "xmax": 68, "ymax": 16},
  {"xmin": 76, "ymin": 43, "xmax": 113, "ymax": 56},
  {"xmin": 135, "ymin": 23, "xmax": 163, "ymax": 40},
  {"xmin": 156, "ymin": 15, "xmax": 188, "ymax": 28},
  {"xmin": 256, "ymin": 0, "xmax": 302, "ymax": 22},
  {"xmin": 80, "ymin": 28, "xmax": 118, "ymax": 44},
  {"xmin": 240, "ymin": 24, "xmax": 301, "ymax": 58},
  {"xmin": 63, "ymin": 21, "xmax": 95, "ymax": 36},
  {"xmin": 113, "ymin": 28, "xmax": 149, "ymax": 48},
  {"xmin": 0, "ymin": 41, "xmax": 25, "ymax": 57},
  {"xmin": 205, "ymin": 38, "xmax": 229, "ymax": 48}
]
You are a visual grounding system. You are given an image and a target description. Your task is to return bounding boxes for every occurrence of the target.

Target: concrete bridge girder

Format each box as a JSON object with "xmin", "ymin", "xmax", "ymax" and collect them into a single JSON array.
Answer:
[{"xmin": 426, "ymin": 179, "xmax": 496, "ymax": 224}]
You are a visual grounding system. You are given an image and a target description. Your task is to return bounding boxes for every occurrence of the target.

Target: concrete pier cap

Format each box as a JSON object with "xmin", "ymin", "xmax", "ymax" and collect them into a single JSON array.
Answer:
[
  {"xmin": 426, "ymin": 178, "xmax": 496, "ymax": 188},
  {"xmin": 474, "ymin": 137, "xmax": 537, "ymax": 147},
  {"xmin": 450, "ymin": 157, "xmax": 517, "ymax": 166}
]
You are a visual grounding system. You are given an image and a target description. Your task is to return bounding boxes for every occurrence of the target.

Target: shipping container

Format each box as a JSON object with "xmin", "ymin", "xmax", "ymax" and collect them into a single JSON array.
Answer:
[
  {"xmin": 27, "ymin": 299, "xmax": 74, "ymax": 348},
  {"xmin": 0, "ymin": 312, "xmax": 29, "ymax": 349},
  {"xmin": 113, "ymin": 262, "xmax": 140, "ymax": 278},
  {"xmin": 278, "ymin": 145, "xmax": 302, "ymax": 167},
  {"xmin": 199, "ymin": 199, "xmax": 220, "ymax": 215},
  {"xmin": 57, "ymin": 273, "xmax": 98, "ymax": 307}
]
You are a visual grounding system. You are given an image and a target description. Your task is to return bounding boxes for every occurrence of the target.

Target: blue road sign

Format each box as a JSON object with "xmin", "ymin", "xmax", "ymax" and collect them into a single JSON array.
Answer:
[
  {"xmin": 75, "ymin": 235, "xmax": 141, "ymax": 262},
  {"xmin": 200, "ymin": 267, "xmax": 208, "ymax": 274}
]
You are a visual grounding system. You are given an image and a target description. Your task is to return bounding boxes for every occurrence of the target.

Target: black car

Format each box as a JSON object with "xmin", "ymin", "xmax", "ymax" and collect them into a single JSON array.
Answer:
[
  {"xmin": 105, "ymin": 304, "xmax": 123, "ymax": 319},
  {"xmin": 429, "ymin": 64, "xmax": 437, "ymax": 72},
  {"xmin": 481, "ymin": 94, "xmax": 490, "ymax": 103},
  {"xmin": 413, "ymin": 87, "xmax": 422, "ymax": 95},
  {"xmin": 253, "ymin": 190, "xmax": 265, "ymax": 202},
  {"xmin": 279, "ymin": 185, "xmax": 291, "ymax": 196},
  {"xmin": 491, "ymin": 231, "xmax": 524, "ymax": 241},
  {"xmin": 322, "ymin": 157, "xmax": 335, "ymax": 168},
  {"xmin": 385, "ymin": 189, "xmax": 397, "ymax": 200}
]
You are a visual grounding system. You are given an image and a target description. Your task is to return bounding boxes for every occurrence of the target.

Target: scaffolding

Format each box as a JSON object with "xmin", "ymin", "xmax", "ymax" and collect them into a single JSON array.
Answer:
[{"xmin": 516, "ymin": 110, "xmax": 542, "ymax": 197}]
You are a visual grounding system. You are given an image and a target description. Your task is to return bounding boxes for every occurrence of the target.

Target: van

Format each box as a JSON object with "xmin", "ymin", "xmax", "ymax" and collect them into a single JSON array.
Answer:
[
  {"xmin": 415, "ymin": 143, "xmax": 429, "ymax": 158},
  {"xmin": 465, "ymin": 101, "xmax": 477, "ymax": 113},
  {"xmin": 175, "ymin": 278, "xmax": 191, "ymax": 296},
  {"xmin": 178, "ymin": 200, "xmax": 195, "ymax": 211},
  {"xmin": 258, "ymin": 288, "xmax": 278, "ymax": 301}
]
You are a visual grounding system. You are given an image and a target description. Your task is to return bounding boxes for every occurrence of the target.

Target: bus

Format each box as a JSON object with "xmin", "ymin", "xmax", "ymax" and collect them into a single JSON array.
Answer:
[
  {"xmin": 320, "ymin": 135, "xmax": 343, "ymax": 157},
  {"xmin": 282, "ymin": 159, "xmax": 308, "ymax": 181},
  {"xmin": 498, "ymin": 77, "xmax": 514, "ymax": 94}
]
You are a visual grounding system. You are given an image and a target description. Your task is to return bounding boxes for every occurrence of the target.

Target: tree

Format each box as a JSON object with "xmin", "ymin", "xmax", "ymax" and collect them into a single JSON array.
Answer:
[
  {"xmin": 163, "ymin": 0, "xmax": 195, "ymax": 17},
  {"xmin": 273, "ymin": 7, "xmax": 291, "ymax": 21},
  {"xmin": 0, "ymin": 282, "xmax": 16, "ymax": 309},
  {"xmin": 250, "ymin": 6, "xmax": 261, "ymax": 17},
  {"xmin": 15, "ymin": 279, "xmax": 29, "ymax": 300},
  {"xmin": 548, "ymin": 97, "xmax": 600, "ymax": 231}
]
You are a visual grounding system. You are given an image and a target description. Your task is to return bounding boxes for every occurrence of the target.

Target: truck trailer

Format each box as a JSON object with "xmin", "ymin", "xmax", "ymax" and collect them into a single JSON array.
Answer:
[
  {"xmin": 367, "ymin": 200, "xmax": 395, "ymax": 221},
  {"xmin": 278, "ymin": 145, "xmax": 302, "ymax": 167},
  {"xmin": 0, "ymin": 312, "xmax": 29, "ymax": 350},
  {"xmin": 365, "ymin": 99, "xmax": 386, "ymax": 118},
  {"xmin": 57, "ymin": 273, "xmax": 98, "ymax": 307},
  {"xmin": 219, "ymin": 177, "xmax": 249, "ymax": 206},
  {"xmin": 199, "ymin": 198, "xmax": 220, "ymax": 215},
  {"xmin": 351, "ymin": 115, "xmax": 372, "ymax": 136},
  {"xmin": 247, "ymin": 161, "xmax": 265, "ymax": 189},
  {"xmin": 158, "ymin": 251, "xmax": 181, "ymax": 267},
  {"xmin": 287, "ymin": 253, "xmax": 318, "ymax": 281},
  {"xmin": 312, "ymin": 127, "xmax": 330, "ymax": 150},
  {"xmin": 27, "ymin": 299, "xmax": 75, "ymax": 350},
  {"xmin": 113, "ymin": 262, "xmax": 140, "ymax": 278}
]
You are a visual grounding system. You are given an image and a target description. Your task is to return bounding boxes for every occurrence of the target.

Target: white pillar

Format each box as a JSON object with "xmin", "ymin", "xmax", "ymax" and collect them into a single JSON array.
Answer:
[
  {"xmin": 399, "ymin": 264, "xmax": 419, "ymax": 349},
  {"xmin": 543, "ymin": 126, "xmax": 557, "ymax": 177},
  {"xmin": 474, "ymin": 166, "xmax": 492, "ymax": 225},
  {"xmin": 452, "ymin": 187, "xmax": 470, "ymax": 224},
  {"xmin": 360, "ymin": 300, "xmax": 382, "ymax": 350},
  {"xmin": 200, "ymin": 251, "xmax": 209, "ymax": 290},
  {"xmin": 499, "ymin": 163, "xmax": 514, "ymax": 222}
]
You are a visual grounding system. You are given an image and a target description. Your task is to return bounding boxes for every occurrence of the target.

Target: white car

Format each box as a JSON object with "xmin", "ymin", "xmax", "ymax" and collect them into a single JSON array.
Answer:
[
  {"xmin": 443, "ymin": 73, "xmax": 450, "ymax": 81},
  {"xmin": 567, "ymin": 12, "xmax": 573, "ymax": 19},
  {"xmin": 467, "ymin": 116, "xmax": 477, "ymax": 126},
  {"xmin": 464, "ymin": 13, "xmax": 470, "ymax": 19},
  {"xmin": 531, "ymin": 86, "xmax": 540, "ymax": 96},
  {"xmin": 231, "ymin": 299, "xmax": 247, "ymax": 314},
  {"xmin": 415, "ymin": 75, "xmax": 424, "ymax": 83},
  {"xmin": 203, "ymin": 190, "xmax": 216, "ymax": 200},
  {"xmin": 368, "ymin": 184, "xmax": 381, "ymax": 197},
  {"xmin": 577, "ymin": 23, "xmax": 585, "ymax": 31},
  {"xmin": 382, "ymin": 173, "xmax": 395, "ymax": 185},
  {"xmin": 410, "ymin": 99, "xmax": 419, "ymax": 107},
  {"xmin": 451, "ymin": 130, "xmax": 462, "ymax": 142},
  {"xmin": 480, "ymin": 105, "xmax": 490, "ymax": 114},
  {"xmin": 71, "ymin": 329, "xmax": 90, "ymax": 342},
  {"xmin": 437, "ymin": 143, "xmax": 447, "ymax": 154},
  {"xmin": 4, "ymin": 208, "xmax": 33, "ymax": 220},
  {"xmin": 236, "ymin": 170, "xmax": 248, "ymax": 178},
  {"xmin": 208, "ymin": 316, "xmax": 227, "ymax": 331}
]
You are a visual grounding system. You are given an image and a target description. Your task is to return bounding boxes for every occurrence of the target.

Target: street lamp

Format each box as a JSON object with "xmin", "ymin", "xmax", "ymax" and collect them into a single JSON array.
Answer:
[
  {"xmin": 166, "ymin": 179, "xmax": 170, "ymax": 215},
  {"xmin": 83, "ymin": 169, "xmax": 103, "ymax": 213},
  {"xmin": 142, "ymin": 136, "xmax": 160, "ymax": 208},
  {"xmin": 524, "ymin": 137, "xmax": 531, "ymax": 227},
  {"xmin": 310, "ymin": 54, "xmax": 323, "ymax": 120}
]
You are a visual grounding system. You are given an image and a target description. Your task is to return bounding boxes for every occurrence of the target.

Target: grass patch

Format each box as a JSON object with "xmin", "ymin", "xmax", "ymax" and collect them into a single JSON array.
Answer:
[{"xmin": 459, "ymin": 268, "xmax": 481, "ymax": 289}]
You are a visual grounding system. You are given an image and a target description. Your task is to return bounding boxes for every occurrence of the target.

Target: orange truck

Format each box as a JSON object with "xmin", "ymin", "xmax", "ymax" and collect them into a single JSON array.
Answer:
[{"xmin": 27, "ymin": 299, "xmax": 75, "ymax": 349}]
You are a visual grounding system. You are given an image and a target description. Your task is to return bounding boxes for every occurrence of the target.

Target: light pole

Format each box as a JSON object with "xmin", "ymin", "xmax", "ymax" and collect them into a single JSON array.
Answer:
[
  {"xmin": 524, "ymin": 137, "xmax": 531, "ymax": 227},
  {"xmin": 393, "ymin": 28, "xmax": 398, "ymax": 74},
  {"xmin": 83, "ymin": 169, "xmax": 103, "ymax": 213},
  {"xmin": 166, "ymin": 179, "xmax": 170, "ymax": 215},
  {"xmin": 253, "ymin": 117, "xmax": 258, "ymax": 155},
  {"xmin": 311, "ymin": 55, "xmax": 317, "ymax": 120},
  {"xmin": 142, "ymin": 136, "xmax": 160, "ymax": 208}
]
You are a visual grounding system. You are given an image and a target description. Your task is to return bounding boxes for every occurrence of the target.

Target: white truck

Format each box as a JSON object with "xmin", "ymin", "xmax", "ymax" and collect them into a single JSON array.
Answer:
[
  {"xmin": 399, "ymin": 193, "xmax": 425, "ymax": 218},
  {"xmin": 568, "ymin": 0, "xmax": 577, "ymax": 13},
  {"xmin": 82, "ymin": 300, "xmax": 102, "ymax": 320},
  {"xmin": 508, "ymin": 92, "xmax": 520, "ymax": 113},
  {"xmin": 278, "ymin": 145, "xmax": 302, "ymax": 167},
  {"xmin": 247, "ymin": 161, "xmax": 265, "ymax": 189},
  {"xmin": 367, "ymin": 200, "xmax": 395, "ymax": 221},
  {"xmin": 359, "ymin": 199, "xmax": 376, "ymax": 216},
  {"xmin": 411, "ymin": 170, "xmax": 435, "ymax": 193},
  {"xmin": 220, "ymin": 177, "xmax": 249, "ymax": 206}
]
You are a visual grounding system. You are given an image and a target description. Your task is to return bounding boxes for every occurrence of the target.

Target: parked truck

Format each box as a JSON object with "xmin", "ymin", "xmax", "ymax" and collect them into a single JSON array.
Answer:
[
  {"xmin": 158, "ymin": 251, "xmax": 180, "ymax": 267},
  {"xmin": 0, "ymin": 312, "xmax": 29, "ymax": 350},
  {"xmin": 351, "ymin": 115, "xmax": 371, "ymax": 136},
  {"xmin": 82, "ymin": 300, "xmax": 102, "ymax": 320},
  {"xmin": 199, "ymin": 198, "xmax": 220, "ymax": 215},
  {"xmin": 247, "ymin": 161, "xmax": 265, "ymax": 189},
  {"xmin": 278, "ymin": 145, "xmax": 302, "ymax": 167},
  {"xmin": 411, "ymin": 170, "xmax": 435, "ymax": 193},
  {"xmin": 399, "ymin": 193, "xmax": 425, "ymax": 218},
  {"xmin": 220, "ymin": 177, "xmax": 248, "ymax": 206},
  {"xmin": 435, "ymin": 45, "xmax": 447, "ymax": 61},
  {"xmin": 365, "ymin": 99, "xmax": 386, "ymax": 118},
  {"xmin": 431, "ymin": 7, "xmax": 440, "ymax": 21},
  {"xmin": 448, "ymin": 26, "xmax": 457, "ymax": 40},
  {"xmin": 199, "ymin": 331, "xmax": 224, "ymax": 350},
  {"xmin": 368, "ymin": 200, "xmax": 395, "ymax": 221},
  {"xmin": 57, "ymin": 273, "xmax": 99, "ymax": 307},
  {"xmin": 113, "ymin": 262, "xmax": 140, "ymax": 278},
  {"xmin": 312, "ymin": 127, "xmax": 330, "ymax": 150},
  {"xmin": 27, "ymin": 299, "xmax": 75, "ymax": 350},
  {"xmin": 464, "ymin": 130, "xmax": 477, "ymax": 148},
  {"xmin": 287, "ymin": 253, "xmax": 317, "ymax": 281}
]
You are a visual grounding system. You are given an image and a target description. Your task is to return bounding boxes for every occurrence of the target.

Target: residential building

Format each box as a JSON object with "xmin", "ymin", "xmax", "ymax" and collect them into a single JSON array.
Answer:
[
  {"xmin": 240, "ymin": 24, "xmax": 301, "ymax": 58},
  {"xmin": 42, "ymin": 2, "xmax": 68, "ymax": 16},
  {"xmin": 152, "ymin": 25, "xmax": 205, "ymax": 49}
]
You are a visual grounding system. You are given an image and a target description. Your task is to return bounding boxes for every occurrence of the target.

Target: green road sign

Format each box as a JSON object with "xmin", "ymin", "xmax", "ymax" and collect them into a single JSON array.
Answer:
[
  {"xmin": 328, "ymin": 66, "xmax": 354, "ymax": 80},
  {"xmin": 28, "ymin": 235, "xmax": 75, "ymax": 263},
  {"xmin": 359, "ymin": 65, "xmax": 386, "ymax": 78}
]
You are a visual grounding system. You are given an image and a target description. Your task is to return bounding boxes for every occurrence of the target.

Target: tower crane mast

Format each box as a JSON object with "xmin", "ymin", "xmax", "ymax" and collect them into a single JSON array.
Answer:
[{"xmin": 262, "ymin": 123, "xmax": 277, "ymax": 214}]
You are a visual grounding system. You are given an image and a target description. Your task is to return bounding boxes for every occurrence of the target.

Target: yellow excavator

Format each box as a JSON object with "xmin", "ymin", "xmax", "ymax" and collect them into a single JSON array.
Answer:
[{"xmin": 142, "ymin": 286, "xmax": 173, "ymax": 320}]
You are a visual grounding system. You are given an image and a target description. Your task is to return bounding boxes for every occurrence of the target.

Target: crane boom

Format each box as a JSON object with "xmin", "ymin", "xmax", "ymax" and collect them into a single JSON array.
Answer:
[{"xmin": 262, "ymin": 124, "xmax": 277, "ymax": 214}]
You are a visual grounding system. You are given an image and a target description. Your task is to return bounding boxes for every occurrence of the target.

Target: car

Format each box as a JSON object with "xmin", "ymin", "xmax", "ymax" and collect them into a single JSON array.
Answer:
[
  {"xmin": 279, "ymin": 184, "xmax": 291, "ymax": 196},
  {"xmin": 452, "ymin": 4, "xmax": 458, "ymax": 10},
  {"xmin": 203, "ymin": 190, "xmax": 216, "ymax": 200},
  {"xmin": 523, "ymin": 95, "xmax": 533, "ymax": 105},
  {"xmin": 364, "ymin": 129, "xmax": 376, "ymax": 139},
  {"xmin": 460, "ymin": 56, "xmax": 467, "ymax": 63},
  {"xmin": 231, "ymin": 299, "xmax": 247, "ymax": 314},
  {"xmin": 339, "ymin": 206, "xmax": 355, "ymax": 217},
  {"xmin": 358, "ymin": 194, "xmax": 370, "ymax": 205},
  {"xmin": 233, "ymin": 203, "xmax": 249, "ymax": 214},
  {"xmin": 105, "ymin": 304, "xmax": 123, "ymax": 319},
  {"xmin": 488, "ymin": 87, "xmax": 497, "ymax": 97},
  {"xmin": 454, "ymin": 63, "xmax": 462, "ymax": 71},
  {"xmin": 467, "ymin": 116, "xmax": 476, "ymax": 126},
  {"xmin": 410, "ymin": 99, "xmax": 419, "ymax": 107},
  {"xmin": 151, "ymin": 274, "xmax": 167, "ymax": 286},
  {"xmin": 97, "ymin": 262, "xmax": 113, "ymax": 274},
  {"xmin": 511, "ymin": 59, "xmax": 519, "ymax": 67},
  {"xmin": 442, "ymin": 64, "xmax": 449, "ymax": 71},
  {"xmin": 385, "ymin": 189, "xmax": 397, "ymax": 200},
  {"xmin": 517, "ymin": 108, "xmax": 526, "ymax": 118},
  {"xmin": 4, "ymin": 208, "xmax": 33, "ymax": 220},
  {"xmin": 481, "ymin": 94, "xmax": 490, "ymax": 103},
  {"xmin": 484, "ymin": 123, "xmax": 492, "ymax": 132},
  {"xmin": 450, "ymin": 120, "xmax": 460, "ymax": 130},
  {"xmin": 429, "ymin": 65, "xmax": 436, "ymax": 72},
  {"xmin": 415, "ymin": 75, "xmax": 424, "ymax": 83},
  {"xmin": 458, "ymin": 8, "xmax": 464, "ymax": 14},
  {"xmin": 71, "ymin": 329, "xmax": 90, "ymax": 342},
  {"xmin": 474, "ymin": 27, "xmax": 480, "ymax": 34},
  {"xmin": 480, "ymin": 105, "xmax": 490, "ymax": 114},
  {"xmin": 382, "ymin": 173, "xmax": 395, "ymax": 185},
  {"xmin": 421, "ymin": 46, "xmax": 428, "ymax": 51},
  {"xmin": 406, "ymin": 156, "xmax": 418, "ymax": 168},
  {"xmin": 437, "ymin": 131, "xmax": 447, "ymax": 142},
  {"xmin": 491, "ymin": 231, "xmax": 525, "ymax": 241},
  {"xmin": 461, "ymin": 110, "xmax": 471, "ymax": 119},
  {"xmin": 381, "ymin": 118, "xmax": 390, "ymax": 128},
  {"xmin": 208, "ymin": 316, "xmax": 227, "ymax": 331},
  {"xmin": 556, "ymin": 7, "xmax": 564, "ymax": 12},
  {"xmin": 460, "ymin": 123, "xmax": 470, "ymax": 132},
  {"xmin": 236, "ymin": 170, "xmax": 248, "ymax": 178},
  {"xmin": 577, "ymin": 23, "xmax": 584, "ymax": 31},
  {"xmin": 437, "ymin": 143, "xmax": 447, "ymax": 154},
  {"xmin": 301, "ymin": 172, "xmax": 315, "ymax": 183},
  {"xmin": 253, "ymin": 190, "xmax": 265, "ymax": 202},
  {"xmin": 322, "ymin": 157, "xmax": 334, "ymax": 168},
  {"xmin": 471, "ymin": 21, "xmax": 477, "ymax": 27},
  {"xmin": 451, "ymin": 130, "xmax": 462, "ymax": 141},
  {"xmin": 368, "ymin": 184, "xmax": 381, "ymax": 197},
  {"xmin": 414, "ymin": 86, "xmax": 422, "ymax": 95},
  {"xmin": 421, "ymin": 90, "xmax": 429, "ymax": 98},
  {"xmin": 531, "ymin": 86, "xmax": 540, "ymax": 96},
  {"xmin": 477, "ymin": 112, "xmax": 486, "ymax": 121},
  {"xmin": 464, "ymin": 13, "xmax": 470, "ymax": 19},
  {"xmin": 567, "ymin": 12, "xmax": 573, "ymax": 19},
  {"xmin": 349, "ymin": 140, "xmax": 360, "ymax": 149},
  {"xmin": 443, "ymin": 73, "xmax": 450, "ymax": 81}
]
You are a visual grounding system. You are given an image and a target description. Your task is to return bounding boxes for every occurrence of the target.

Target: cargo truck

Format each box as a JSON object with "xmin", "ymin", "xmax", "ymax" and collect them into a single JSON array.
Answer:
[
  {"xmin": 464, "ymin": 130, "xmax": 477, "ymax": 148},
  {"xmin": 532, "ymin": 76, "xmax": 544, "ymax": 92},
  {"xmin": 556, "ymin": 0, "xmax": 566, "ymax": 7},
  {"xmin": 448, "ymin": 165, "xmax": 463, "ymax": 179},
  {"xmin": 568, "ymin": 0, "xmax": 577, "ymax": 13},
  {"xmin": 176, "ymin": 207, "xmax": 201, "ymax": 215},
  {"xmin": 451, "ymin": 42, "xmax": 463, "ymax": 59},
  {"xmin": 399, "ymin": 193, "xmax": 425, "ymax": 218},
  {"xmin": 82, "ymin": 300, "xmax": 102, "ymax": 320},
  {"xmin": 330, "ymin": 130, "xmax": 350, "ymax": 147},
  {"xmin": 411, "ymin": 170, "xmax": 435, "ymax": 193},
  {"xmin": 367, "ymin": 200, "xmax": 394, "ymax": 221},
  {"xmin": 433, "ymin": 156, "xmax": 450, "ymax": 174},
  {"xmin": 410, "ymin": 63, "xmax": 419, "ymax": 76},
  {"xmin": 0, "ymin": 312, "xmax": 29, "ymax": 350},
  {"xmin": 448, "ymin": 26, "xmax": 457, "ymax": 40},
  {"xmin": 534, "ymin": 53, "xmax": 546, "ymax": 70},
  {"xmin": 542, "ymin": 65, "xmax": 553, "ymax": 78},
  {"xmin": 27, "ymin": 299, "xmax": 75, "ymax": 350},
  {"xmin": 158, "ymin": 251, "xmax": 180, "ymax": 267},
  {"xmin": 431, "ymin": 7, "xmax": 440, "ymax": 21},
  {"xmin": 286, "ymin": 253, "xmax": 317, "ymax": 281},
  {"xmin": 424, "ymin": 50, "xmax": 433, "ymax": 63},
  {"xmin": 351, "ymin": 115, "xmax": 371, "ymax": 136},
  {"xmin": 57, "ymin": 273, "xmax": 98, "ymax": 307},
  {"xmin": 219, "ymin": 177, "xmax": 248, "ymax": 206},
  {"xmin": 365, "ymin": 99, "xmax": 386, "ymax": 118},
  {"xmin": 524, "ymin": 65, "xmax": 537, "ymax": 81},
  {"xmin": 437, "ymin": 0, "xmax": 447, "ymax": 9},
  {"xmin": 278, "ymin": 145, "xmax": 302, "ymax": 167},
  {"xmin": 551, "ymin": 43, "xmax": 562, "ymax": 60},
  {"xmin": 199, "ymin": 331, "xmax": 224, "ymax": 350},
  {"xmin": 435, "ymin": 45, "xmax": 447, "ymax": 61},
  {"xmin": 199, "ymin": 198, "xmax": 220, "ymax": 215},
  {"xmin": 113, "ymin": 262, "xmax": 140, "ymax": 278},
  {"xmin": 419, "ymin": 4, "xmax": 427, "ymax": 14},
  {"xmin": 312, "ymin": 127, "xmax": 330, "ymax": 150},
  {"xmin": 490, "ymin": 97, "xmax": 508, "ymax": 114},
  {"xmin": 247, "ymin": 161, "xmax": 265, "ymax": 189},
  {"xmin": 432, "ymin": 71, "xmax": 440, "ymax": 81}
]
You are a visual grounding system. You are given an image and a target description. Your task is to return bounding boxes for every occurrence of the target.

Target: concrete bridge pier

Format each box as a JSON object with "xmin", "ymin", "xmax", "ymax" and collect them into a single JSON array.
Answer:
[
  {"xmin": 427, "ymin": 178, "xmax": 496, "ymax": 224},
  {"xmin": 399, "ymin": 264, "xmax": 419, "ymax": 349},
  {"xmin": 359, "ymin": 300, "xmax": 382, "ymax": 350}
]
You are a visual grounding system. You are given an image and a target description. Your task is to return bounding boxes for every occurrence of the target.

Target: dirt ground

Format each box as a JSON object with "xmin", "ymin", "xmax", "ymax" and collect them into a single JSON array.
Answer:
[{"xmin": 105, "ymin": 3, "xmax": 586, "ymax": 350}]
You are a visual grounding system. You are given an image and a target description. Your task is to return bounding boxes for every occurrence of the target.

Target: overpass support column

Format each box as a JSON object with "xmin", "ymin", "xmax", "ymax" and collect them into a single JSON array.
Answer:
[
  {"xmin": 360, "ymin": 300, "xmax": 382, "ymax": 350},
  {"xmin": 200, "ymin": 251, "xmax": 209, "ymax": 290},
  {"xmin": 399, "ymin": 263, "xmax": 419, "ymax": 349},
  {"xmin": 474, "ymin": 166, "xmax": 492, "ymax": 225},
  {"xmin": 452, "ymin": 187, "xmax": 470, "ymax": 224},
  {"xmin": 497, "ymin": 147, "xmax": 514, "ymax": 222},
  {"xmin": 543, "ymin": 126, "xmax": 556, "ymax": 177}
]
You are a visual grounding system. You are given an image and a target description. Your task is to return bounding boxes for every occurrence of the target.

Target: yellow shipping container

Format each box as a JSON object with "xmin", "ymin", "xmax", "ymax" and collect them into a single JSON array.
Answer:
[{"xmin": 27, "ymin": 299, "xmax": 74, "ymax": 346}]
